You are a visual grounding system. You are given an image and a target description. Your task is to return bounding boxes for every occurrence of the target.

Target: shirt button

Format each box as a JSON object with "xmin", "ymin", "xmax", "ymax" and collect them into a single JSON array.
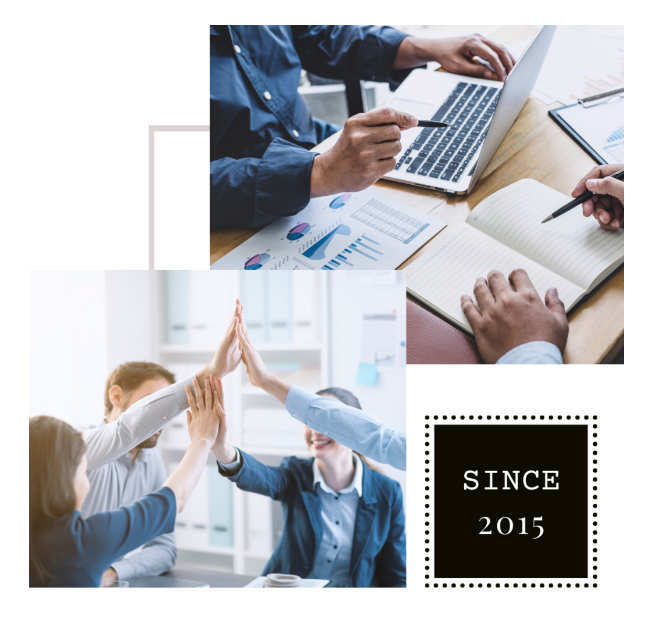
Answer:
[
  {"xmin": 333, "ymin": 544, "xmax": 337, "ymax": 549},
  {"xmin": 335, "ymin": 520, "xmax": 340, "ymax": 525},
  {"xmin": 292, "ymin": 129, "xmax": 299, "ymax": 138},
  {"xmin": 327, "ymin": 559, "xmax": 331, "ymax": 563},
  {"xmin": 233, "ymin": 45, "xmax": 241, "ymax": 54},
  {"xmin": 263, "ymin": 91, "xmax": 272, "ymax": 101}
]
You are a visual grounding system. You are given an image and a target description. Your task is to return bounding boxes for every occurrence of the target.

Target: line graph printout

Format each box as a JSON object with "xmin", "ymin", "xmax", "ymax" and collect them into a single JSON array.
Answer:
[{"xmin": 212, "ymin": 189, "xmax": 445, "ymax": 270}]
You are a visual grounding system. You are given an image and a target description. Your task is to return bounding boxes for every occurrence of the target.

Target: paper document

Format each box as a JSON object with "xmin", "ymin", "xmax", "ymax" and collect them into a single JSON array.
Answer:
[
  {"xmin": 212, "ymin": 188, "xmax": 445, "ymax": 270},
  {"xmin": 557, "ymin": 96, "xmax": 624, "ymax": 164},
  {"xmin": 533, "ymin": 26, "xmax": 623, "ymax": 105}
]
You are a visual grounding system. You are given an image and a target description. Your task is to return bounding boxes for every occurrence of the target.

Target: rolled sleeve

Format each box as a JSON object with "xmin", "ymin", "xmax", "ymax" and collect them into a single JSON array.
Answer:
[
  {"xmin": 497, "ymin": 341, "xmax": 564, "ymax": 364},
  {"xmin": 291, "ymin": 26, "xmax": 410, "ymax": 82}
]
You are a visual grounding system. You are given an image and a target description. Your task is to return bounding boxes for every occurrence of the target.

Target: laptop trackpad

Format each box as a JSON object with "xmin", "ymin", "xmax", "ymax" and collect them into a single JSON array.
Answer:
[{"xmin": 386, "ymin": 97, "xmax": 435, "ymax": 120}]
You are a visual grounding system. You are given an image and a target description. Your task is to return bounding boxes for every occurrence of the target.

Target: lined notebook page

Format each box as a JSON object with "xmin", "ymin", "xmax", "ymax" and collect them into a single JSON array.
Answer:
[
  {"xmin": 467, "ymin": 179, "xmax": 624, "ymax": 289},
  {"xmin": 405, "ymin": 224, "xmax": 585, "ymax": 333}
]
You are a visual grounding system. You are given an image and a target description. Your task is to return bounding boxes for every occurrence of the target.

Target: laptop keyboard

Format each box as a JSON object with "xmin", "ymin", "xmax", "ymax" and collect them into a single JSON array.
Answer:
[{"xmin": 394, "ymin": 81, "xmax": 500, "ymax": 184}]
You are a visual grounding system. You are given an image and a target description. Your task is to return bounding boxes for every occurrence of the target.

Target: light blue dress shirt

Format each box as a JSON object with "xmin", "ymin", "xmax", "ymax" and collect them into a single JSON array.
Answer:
[
  {"xmin": 496, "ymin": 341, "xmax": 563, "ymax": 364},
  {"xmin": 285, "ymin": 386, "xmax": 406, "ymax": 471},
  {"xmin": 305, "ymin": 456, "xmax": 362, "ymax": 586}
]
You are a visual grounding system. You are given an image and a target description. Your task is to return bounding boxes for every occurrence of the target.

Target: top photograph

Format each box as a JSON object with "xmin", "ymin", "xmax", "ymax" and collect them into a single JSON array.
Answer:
[{"xmin": 208, "ymin": 25, "xmax": 624, "ymax": 363}]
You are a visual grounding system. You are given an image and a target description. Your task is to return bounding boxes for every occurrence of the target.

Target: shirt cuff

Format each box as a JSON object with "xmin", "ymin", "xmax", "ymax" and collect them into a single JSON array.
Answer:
[
  {"xmin": 110, "ymin": 560, "xmax": 133, "ymax": 582},
  {"xmin": 285, "ymin": 385, "xmax": 316, "ymax": 425},
  {"xmin": 496, "ymin": 341, "xmax": 563, "ymax": 364},
  {"xmin": 217, "ymin": 448, "xmax": 242, "ymax": 476},
  {"xmin": 254, "ymin": 138, "xmax": 317, "ymax": 225}
]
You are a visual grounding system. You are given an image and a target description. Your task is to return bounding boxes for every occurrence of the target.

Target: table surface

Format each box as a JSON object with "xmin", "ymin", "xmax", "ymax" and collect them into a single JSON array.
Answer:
[
  {"xmin": 129, "ymin": 567, "xmax": 255, "ymax": 588},
  {"xmin": 209, "ymin": 26, "xmax": 624, "ymax": 364}
]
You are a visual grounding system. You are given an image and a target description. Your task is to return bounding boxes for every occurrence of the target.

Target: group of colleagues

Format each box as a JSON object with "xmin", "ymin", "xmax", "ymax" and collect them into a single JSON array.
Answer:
[
  {"xmin": 30, "ymin": 302, "xmax": 407, "ymax": 588},
  {"xmin": 211, "ymin": 25, "xmax": 624, "ymax": 364}
]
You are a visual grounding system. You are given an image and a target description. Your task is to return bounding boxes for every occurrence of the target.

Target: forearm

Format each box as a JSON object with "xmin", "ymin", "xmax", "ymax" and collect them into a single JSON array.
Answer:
[
  {"xmin": 392, "ymin": 37, "xmax": 434, "ymax": 70},
  {"xmin": 83, "ymin": 377, "xmax": 193, "ymax": 471},
  {"xmin": 212, "ymin": 440, "xmax": 237, "ymax": 465},
  {"xmin": 285, "ymin": 385, "xmax": 406, "ymax": 470},
  {"xmin": 259, "ymin": 374, "xmax": 292, "ymax": 405},
  {"xmin": 165, "ymin": 439, "xmax": 212, "ymax": 512}
]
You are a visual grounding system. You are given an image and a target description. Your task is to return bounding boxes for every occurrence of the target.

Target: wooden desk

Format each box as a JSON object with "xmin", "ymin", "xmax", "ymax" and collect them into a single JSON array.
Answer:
[{"xmin": 210, "ymin": 26, "xmax": 624, "ymax": 363}]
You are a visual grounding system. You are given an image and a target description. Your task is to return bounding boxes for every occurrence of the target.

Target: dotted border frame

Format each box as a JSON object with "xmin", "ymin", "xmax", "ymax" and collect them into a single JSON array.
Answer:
[{"xmin": 423, "ymin": 414, "xmax": 598, "ymax": 589}]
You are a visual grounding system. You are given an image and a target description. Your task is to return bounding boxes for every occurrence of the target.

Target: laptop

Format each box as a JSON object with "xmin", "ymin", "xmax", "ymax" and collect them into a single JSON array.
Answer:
[{"xmin": 384, "ymin": 26, "xmax": 556, "ymax": 195}]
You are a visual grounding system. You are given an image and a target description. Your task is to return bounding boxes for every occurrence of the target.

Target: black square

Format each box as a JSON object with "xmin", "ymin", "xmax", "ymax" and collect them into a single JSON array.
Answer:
[{"xmin": 433, "ymin": 425, "xmax": 587, "ymax": 578}]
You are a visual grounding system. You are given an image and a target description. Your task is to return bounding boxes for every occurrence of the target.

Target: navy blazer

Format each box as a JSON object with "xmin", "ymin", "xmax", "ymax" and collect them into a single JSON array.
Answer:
[
  {"xmin": 223, "ymin": 450, "xmax": 405, "ymax": 587},
  {"xmin": 210, "ymin": 25, "xmax": 409, "ymax": 230}
]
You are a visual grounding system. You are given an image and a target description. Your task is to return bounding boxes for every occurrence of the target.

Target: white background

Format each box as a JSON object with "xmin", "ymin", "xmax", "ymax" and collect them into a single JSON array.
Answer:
[{"xmin": 3, "ymin": 2, "xmax": 652, "ymax": 619}]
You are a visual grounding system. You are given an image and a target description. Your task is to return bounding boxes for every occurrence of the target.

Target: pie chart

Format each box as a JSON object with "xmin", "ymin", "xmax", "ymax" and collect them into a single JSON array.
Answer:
[
  {"xmin": 287, "ymin": 222, "xmax": 311, "ymax": 241},
  {"xmin": 244, "ymin": 253, "xmax": 270, "ymax": 270},
  {"xmin": 329, "ymin": 193, "xmax": 352, "ymax": 209}
]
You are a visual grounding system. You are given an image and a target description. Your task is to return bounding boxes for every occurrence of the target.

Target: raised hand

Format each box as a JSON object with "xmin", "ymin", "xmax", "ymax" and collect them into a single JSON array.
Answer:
[
  {"xmin": 237, "ymin": 320, "xmax": 271, "ymax": 389},
  {"xmin": 205, "ymin": 301, "xmax": 242, "ymax": 378},
  {"xmin": 185, "ymin": 376, "xmax": 220, "ymax": 445}
]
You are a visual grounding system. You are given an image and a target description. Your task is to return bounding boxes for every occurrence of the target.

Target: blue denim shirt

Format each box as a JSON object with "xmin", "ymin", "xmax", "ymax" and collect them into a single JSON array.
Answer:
[{"xmin": 210, "ymin": 25, "xmax": 409, "ymax": 229}]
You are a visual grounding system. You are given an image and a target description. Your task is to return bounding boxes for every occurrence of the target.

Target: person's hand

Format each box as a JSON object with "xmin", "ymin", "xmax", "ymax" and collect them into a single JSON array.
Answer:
[
  {"xmin": 237, "ymin": 320, "xmax": 272, "ymax": 389},
  {"xmin": 310, "ymin": 108, "xmax": 417, "ymax": 197},
  {"xmin": 460, "ymin": 269, "xmax": 569, "ymax": 363},
  {"xmin": 207, "ymin": 375, "xmax": 236, "ymax": 464},
  {"xmin": 185, "ymin": 376, "xmax": 220, "ymax": 446},
  {"xmin": 572, "ymin": 164, "xmax": 624, "ymax": 230},
  {"xmin": 394, "ymin": 34, "xmax": 515, "ymax": 81},
  {"xmin": 100, "ymin": 567, "xmax": 118, "ymax": 587},
  {"xmin": 204, "ymin": 302, "xmax": 241, "ymax": 379}
]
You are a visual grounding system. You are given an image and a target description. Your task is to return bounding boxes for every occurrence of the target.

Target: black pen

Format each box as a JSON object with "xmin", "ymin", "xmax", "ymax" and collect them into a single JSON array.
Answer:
[
  {"xmin": 541, "ymin": 169, "xmax": 624, "ymax": 223},
  {"xmin": 417, "ymin": 120, "xmax": 448, "ymax": 128}
]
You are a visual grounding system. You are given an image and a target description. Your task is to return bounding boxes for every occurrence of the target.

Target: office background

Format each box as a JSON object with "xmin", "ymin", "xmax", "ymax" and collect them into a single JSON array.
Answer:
[{"xmin": 30, "ymin": 270, "xmax": 406, "ymax": 575}]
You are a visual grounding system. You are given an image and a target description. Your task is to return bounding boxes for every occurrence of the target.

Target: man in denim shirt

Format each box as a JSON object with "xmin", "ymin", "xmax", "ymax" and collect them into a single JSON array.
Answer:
[{"xmin": 210, "ymin": 26, "xmax": 515, "ymax": 229}]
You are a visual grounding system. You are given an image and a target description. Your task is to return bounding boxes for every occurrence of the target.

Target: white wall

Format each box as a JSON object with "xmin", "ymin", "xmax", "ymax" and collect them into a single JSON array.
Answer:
[
  {"xmin": 327, "ymin": 271, "xmax": 406, "ymax": 475},
  {"xmin": 30, "ymin": 272, "xmax": 108, "ymax": 428}
]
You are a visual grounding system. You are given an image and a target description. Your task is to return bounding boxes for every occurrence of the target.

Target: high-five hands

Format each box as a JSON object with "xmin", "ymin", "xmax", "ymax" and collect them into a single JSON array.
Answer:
[
  {"xmin": 185, "ymin": 375, "xmax": 222, "ymax": 446},
  {"xmin": 236, "ymin": 308, "xmax": 292, "ymax": 404},
  {"xmin": 203, "ymin": 301, "xmax": 242, "ymax": 379}
]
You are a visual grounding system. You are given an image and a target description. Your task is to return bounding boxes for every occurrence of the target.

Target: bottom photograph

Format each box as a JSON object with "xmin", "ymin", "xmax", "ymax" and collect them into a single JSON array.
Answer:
[{"xmin": 29, "ymin": 270, "xmax": 406, "ymax": 588}]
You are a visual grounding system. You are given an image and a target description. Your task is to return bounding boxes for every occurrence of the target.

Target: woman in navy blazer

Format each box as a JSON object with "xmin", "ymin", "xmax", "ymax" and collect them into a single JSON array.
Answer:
[{"xmin": 214, "ymin": 387, "xmax": 406, "ymax": 587}]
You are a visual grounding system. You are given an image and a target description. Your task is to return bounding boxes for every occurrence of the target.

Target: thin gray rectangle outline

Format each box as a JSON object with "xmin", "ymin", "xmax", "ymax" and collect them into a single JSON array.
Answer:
[{"xmin": 148, "ymin": 125, "xmax": 209, "ymax": 270}]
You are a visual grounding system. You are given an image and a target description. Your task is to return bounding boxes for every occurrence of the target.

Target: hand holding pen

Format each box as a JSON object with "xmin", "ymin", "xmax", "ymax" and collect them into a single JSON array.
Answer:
[
  {"xmin": 542, "ymin": 164, "xmax": 624, "ymax": 230},
  {"xmin": 573, "ymin": 164, "xmax": 624, "ymax": 230}
]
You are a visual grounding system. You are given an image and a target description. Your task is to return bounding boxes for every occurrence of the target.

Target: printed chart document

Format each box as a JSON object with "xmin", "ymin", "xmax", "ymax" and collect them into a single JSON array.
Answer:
[
  {"xmin": 406, "ymin": 179, "xmax": 624, "ymax": 333},
  {"xmin": 556, "ymin": 96, "xmax": 624, "ymax": 164},
  {"xmin": 211, "ymin": 188, "xmax": 445, "ymax": 270}
]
